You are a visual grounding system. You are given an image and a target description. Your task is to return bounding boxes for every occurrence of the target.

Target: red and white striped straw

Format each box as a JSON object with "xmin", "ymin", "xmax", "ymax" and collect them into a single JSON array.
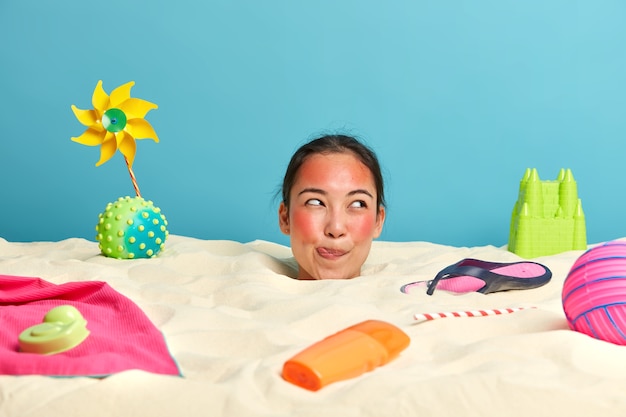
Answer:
[{"xmin": 414, "ymin": 306, "xmax": 534, "ymax": 322}]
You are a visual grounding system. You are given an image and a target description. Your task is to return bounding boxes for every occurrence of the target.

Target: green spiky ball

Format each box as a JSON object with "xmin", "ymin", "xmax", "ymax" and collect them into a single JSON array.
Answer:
[{"xmin": 95, "ymin": 196, "xmax": 169, "ymax": 259}]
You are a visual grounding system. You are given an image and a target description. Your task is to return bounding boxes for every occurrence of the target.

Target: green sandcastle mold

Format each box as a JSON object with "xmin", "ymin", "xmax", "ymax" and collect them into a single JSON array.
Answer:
[{"xmin": 508, "ymin": 168, "xmax": 587, "ymax": 258}]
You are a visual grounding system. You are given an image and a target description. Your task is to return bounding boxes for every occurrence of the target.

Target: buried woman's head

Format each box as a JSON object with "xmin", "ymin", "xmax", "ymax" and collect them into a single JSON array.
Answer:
[{"xmin": 278, "ymin": 134, "xmax": 385, "ymax": 280}]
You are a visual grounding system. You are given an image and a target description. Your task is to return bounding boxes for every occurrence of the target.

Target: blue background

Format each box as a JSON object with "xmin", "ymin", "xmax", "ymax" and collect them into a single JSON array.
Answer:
[{"xmin": 1, "ymin": 1, "xmax": 625, "ymax": 248}]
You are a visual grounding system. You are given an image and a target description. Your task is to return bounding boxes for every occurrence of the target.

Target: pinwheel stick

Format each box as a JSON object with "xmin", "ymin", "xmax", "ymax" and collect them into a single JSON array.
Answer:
[{"xmin": 124, "ymin": 157, "xmax": 142, "ymax": 198}]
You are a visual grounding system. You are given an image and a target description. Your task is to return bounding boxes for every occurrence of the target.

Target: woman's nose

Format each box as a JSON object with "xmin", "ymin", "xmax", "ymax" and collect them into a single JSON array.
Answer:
[{"xmin": 325, "ymin": 211, "xmax": 347, "ymax": 238}]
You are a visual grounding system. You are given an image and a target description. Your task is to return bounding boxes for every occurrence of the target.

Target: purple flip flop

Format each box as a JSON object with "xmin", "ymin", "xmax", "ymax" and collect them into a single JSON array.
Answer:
[{"xmin": 401, "ymin": 258, "xmax": 552, "ymax": 295}]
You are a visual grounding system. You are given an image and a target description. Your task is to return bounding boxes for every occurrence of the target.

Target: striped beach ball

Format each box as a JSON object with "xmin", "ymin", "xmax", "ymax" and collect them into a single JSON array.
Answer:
[{"xmin": 562, "ymin": 241, "xmax": 626, "ymax": 345}]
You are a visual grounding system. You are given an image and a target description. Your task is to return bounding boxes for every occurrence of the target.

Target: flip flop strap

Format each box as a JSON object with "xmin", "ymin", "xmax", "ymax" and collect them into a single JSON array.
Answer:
[{"xmin": 426, "ymin": 265, "xmax": 502, "ymax": 295}]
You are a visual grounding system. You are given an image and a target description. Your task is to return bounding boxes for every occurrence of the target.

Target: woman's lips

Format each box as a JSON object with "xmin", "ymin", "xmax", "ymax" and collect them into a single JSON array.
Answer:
[{"xmin": 317, "ymin": 247, "xmax": 347, "ymax": 259}]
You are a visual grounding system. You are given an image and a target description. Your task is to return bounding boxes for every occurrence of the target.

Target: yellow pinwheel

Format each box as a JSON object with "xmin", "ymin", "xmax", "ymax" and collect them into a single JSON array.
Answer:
[{"xmin": 71, "ymin": 80, "xmax": 159, "ymax": 167}]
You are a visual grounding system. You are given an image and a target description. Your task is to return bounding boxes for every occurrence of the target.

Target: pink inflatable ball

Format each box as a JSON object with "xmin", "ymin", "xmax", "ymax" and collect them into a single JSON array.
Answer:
[{"xmin": 562, "ymin": 241, "xmax": 626, "ymax": 345}]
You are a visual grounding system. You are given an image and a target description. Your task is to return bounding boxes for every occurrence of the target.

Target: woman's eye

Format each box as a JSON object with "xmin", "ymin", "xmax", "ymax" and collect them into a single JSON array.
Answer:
[
  {"xmin": 306, "ymin": 199, "xmax": 323, "ymax": 206},
  {"xmin": 349, "ymin": 200, "xmax": 367, "ymax": 208}
]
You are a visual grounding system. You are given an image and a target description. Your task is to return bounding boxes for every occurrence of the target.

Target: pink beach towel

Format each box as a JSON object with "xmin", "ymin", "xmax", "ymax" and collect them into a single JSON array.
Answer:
[{"xmin": 0, "ymin": 274, "xmax": 180, "ymax": 377}]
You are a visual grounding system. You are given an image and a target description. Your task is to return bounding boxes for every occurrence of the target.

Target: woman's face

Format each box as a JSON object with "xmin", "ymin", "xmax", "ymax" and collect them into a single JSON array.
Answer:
[{"xmin": 278, "ymin": 152, "xmax": 385, "ymax": 280}]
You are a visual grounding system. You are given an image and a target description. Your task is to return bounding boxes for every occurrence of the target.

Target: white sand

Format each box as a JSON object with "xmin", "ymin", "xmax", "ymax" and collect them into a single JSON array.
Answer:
[{"xmin": 1, "ymin": 235, "xmax": 626, "ymax": 417}]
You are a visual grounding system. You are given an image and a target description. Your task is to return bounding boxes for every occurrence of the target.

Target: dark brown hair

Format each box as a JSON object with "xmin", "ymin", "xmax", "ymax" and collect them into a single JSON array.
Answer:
[{"xmin": 281, "ymin": 134, "xmax": 385, "ymax": 213}]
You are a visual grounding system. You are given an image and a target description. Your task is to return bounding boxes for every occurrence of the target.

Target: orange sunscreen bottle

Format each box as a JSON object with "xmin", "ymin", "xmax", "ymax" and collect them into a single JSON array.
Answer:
[{"xmin": 282, "ymin": 320, "xmax": 410, "ymax": 391}]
